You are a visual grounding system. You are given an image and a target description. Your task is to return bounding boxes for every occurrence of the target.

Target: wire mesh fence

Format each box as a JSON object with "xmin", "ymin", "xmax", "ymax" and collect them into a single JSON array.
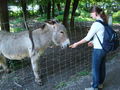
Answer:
[{"xmin": 0, "ymin": 20, "xmax": 120, "ymax": 90}]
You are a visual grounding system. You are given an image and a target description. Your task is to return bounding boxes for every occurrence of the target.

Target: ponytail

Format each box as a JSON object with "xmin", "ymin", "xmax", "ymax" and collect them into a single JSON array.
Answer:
[{"xmin": 100, "ymin": 10, "xmax": 108, "ymax": 24}]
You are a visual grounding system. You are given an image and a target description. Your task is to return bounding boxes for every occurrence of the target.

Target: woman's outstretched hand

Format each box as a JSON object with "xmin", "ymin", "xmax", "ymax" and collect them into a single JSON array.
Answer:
[{"xmin": 69, "ymin": 43, "xmax": 78, "ymax": 48}]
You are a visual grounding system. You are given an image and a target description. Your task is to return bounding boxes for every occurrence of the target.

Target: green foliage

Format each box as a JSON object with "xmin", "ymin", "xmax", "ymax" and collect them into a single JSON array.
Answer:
[
  {"xmin": 55, "ymin": 15, "xmax": 63, "ymax": 21},
  {"xmin": 10, "ymin": 18, "xmax": 25, "ymax": 32},
  {"xmin": 38, "ymin": 0, "xmax": 51, "ymax": 6},
  {"xmin": 10, "ymin": 27, "xmax": 24, "ymax": 32},
  {"xmin": 74, "ymin": 9, "xmax": 80, "ymax": 16},
  {"xmin": 8, "ymin": 0, "xmax": 120, "ymax": 26},
  {"xmin": 55, "ymin": 0, "xmax": 65, "ymax": 3},
  {"xmin": 9, "ymin": 10, "xmax": 22, "ymax": 17},
  {"xmin": 75, "ymin": 17, "xmax": 93, "ymax": 22},
  {"xmin": 28, "ymin": 10, "xmax": 38, "ymax": 16},
  {"xmin": 10, "ymin": 18, "xmax": 23, "ymax": 24},
  {"xmin": 74, "ymin": 10, "xmax": 93, "ymax": 22},
  {"xmin": 36, "ymin": 16, "xmax": 46, "ymax": 22},
  {"xmin": 113, "ymin": 11, "xmax": 120, "ymax": 19},
  {"xmin": 80, "ymin": 10, "xmax": 89, "ymax": 18},
  {"xmin": 113, "ymin": 11, "xmax": 120, "ymax": 23}
]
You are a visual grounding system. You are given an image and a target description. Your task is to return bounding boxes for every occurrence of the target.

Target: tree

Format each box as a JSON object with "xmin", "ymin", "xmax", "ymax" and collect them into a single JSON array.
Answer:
[
  {"xmin": 47, "ymin": 1, "xmax": 51, "ymax": 20},
  {"xmin": 70, "ymin": 0, "xmax": 79, "ymax": 30},
  {"xmin": 0, "ymin": 0, "xmax": 10, "ymax": 31},
  {"xmin": 57, "ymin": 3, "xmax": 61, "ymax": 11},
  {"xmin": 52, "ymin": 0, "xmax": 55, "ymax": 18},
  {"xmin": 63, "ymin": 0, "xmax": 71, "ymax": 28},
  {"xmin": 20, "ymin": 0, "xmax": 27, "ymax": 21}
]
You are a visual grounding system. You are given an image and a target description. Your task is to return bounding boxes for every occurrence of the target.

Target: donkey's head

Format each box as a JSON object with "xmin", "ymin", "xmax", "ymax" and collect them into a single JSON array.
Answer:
[{"xmin": 45, "ymin": 19, "xmax": 70, "ymax": 49}]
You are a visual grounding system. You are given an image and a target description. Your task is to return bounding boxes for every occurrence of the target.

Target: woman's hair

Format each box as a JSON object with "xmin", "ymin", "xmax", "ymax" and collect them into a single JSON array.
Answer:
[{"xmin": 90, "ymin": 6, "xmax": 108, "ymax": 24}]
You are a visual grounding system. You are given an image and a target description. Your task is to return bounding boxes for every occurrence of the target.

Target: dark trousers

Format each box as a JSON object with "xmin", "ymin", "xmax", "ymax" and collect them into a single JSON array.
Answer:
[{"xmin": 92, "ymin": 49, "xmax": 107, "ymax": 88}]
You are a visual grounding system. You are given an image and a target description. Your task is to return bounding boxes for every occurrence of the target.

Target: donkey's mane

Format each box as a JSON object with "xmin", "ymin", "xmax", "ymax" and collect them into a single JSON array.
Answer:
[{"xmin": 45, "ymin": 19, "xmax": 59, "ymax": 25}]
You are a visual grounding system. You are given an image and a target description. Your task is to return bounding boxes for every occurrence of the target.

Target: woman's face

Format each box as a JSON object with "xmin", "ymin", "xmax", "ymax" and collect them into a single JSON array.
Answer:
[{"xmin": 90, "ymin": 12, "xmax": 97, "ymax": 19}]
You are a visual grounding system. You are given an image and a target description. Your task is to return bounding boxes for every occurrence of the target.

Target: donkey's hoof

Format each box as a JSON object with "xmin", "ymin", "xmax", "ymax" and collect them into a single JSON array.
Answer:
[{"xmin": 35, "ymin": 79, "xmax": 43, "ymax": 86}]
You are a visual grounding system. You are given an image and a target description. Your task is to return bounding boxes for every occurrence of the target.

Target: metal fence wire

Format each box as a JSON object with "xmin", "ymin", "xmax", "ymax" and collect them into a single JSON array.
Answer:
[{"xmin": 0, "ymin": 20, "xmax": 120, "ymax": 90}]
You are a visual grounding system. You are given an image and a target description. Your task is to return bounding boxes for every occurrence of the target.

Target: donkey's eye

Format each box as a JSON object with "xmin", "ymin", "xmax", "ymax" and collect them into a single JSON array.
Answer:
[{"xmin": 60, "ymin": 31, "xmax": 64, "ymax": 34}]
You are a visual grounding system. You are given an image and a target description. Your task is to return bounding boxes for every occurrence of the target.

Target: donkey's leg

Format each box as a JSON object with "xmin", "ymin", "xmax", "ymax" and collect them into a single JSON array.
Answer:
[
  {"xmin": 0, "ymin": 55, "xmax": 10, "ymax": 73},
  {"xmin": 30, "ymin": 52, "xmax": 42, "ymax": 85}
]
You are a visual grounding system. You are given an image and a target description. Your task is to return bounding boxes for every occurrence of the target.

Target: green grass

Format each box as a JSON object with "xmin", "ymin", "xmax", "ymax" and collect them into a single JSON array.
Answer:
[
  {"xmin": 55, "ymin": 81, "xmax": 67, "ymax": 89},
  {"xmin": 70, "ymin": 70, "xmax": 90, "ymax": 81},
  {"xmin": 77, "ymin": 70, "xmax": 90, "ymax": 76}
]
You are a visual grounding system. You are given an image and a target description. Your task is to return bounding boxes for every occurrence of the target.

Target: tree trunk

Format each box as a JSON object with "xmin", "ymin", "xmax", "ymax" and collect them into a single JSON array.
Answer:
[
  {"xmin": 57, "ymin": 3, "xmax": 61, "ymax": 11},
  {"xmin": 47, "ymin": 1, "xmax": 51, "ymax": 20},
  {"xmin": 0, "ymin": 0, "xmax": 10, "ymax": 31},
  {"xmin": 20, "ymin": 0, "xmax": 27, "ymax": 21},
  {"xmin": 70, "ymin": 0, "xmax": 79, "ymax": 30},
  {"xmin": 52, "ymin": 0, "xmax": 55, "ymax": 18},
  {"xmin": 38, "ymin": 5, "xmax": 44, "ymax": 16},
  {"xmin": 36, "ymin": 0, "xmax": 43, "ymax": 16},
  {"xmin": 63, "ymin": 0, "xmax": 71, "ymax": 28}
]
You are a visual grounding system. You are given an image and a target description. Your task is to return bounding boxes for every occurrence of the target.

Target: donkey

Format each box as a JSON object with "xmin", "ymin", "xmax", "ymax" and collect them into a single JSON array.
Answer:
[{"xmin": 0, "ymin": 20, "xmax": 70, "ymax": 85}]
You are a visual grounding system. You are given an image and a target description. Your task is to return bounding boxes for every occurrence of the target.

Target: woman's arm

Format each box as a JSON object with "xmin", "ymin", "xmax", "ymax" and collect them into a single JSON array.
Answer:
[
  {"xmin": 69, "ymin": 22, "xmax": 99, "ymax": 48},
  {"xmin": 69, "ymin": 39, "xmax": 87, "ymax": 48}
]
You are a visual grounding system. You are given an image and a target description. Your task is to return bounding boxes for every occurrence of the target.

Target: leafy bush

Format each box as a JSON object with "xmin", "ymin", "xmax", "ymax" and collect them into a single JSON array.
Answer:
[
  {"xmin": 80, "ymin": 10, "xmax": 90, "ymax": 18},
  {"xmin": 113, "ymin": 11, "xmax": 120, "ymax": 18},
  {"xmin": 10, "ymin": 27, "xmax": 24, "ymax": 32},
  {"xmin": 75, "ymin": 16, "xmax": 93, "ymax": 22},
  {"xmin": 55, "ymin": 15, "xmax": 63, "ymax": 21},
  {"xmin": 28, "ymin": 10, "xmax": 39, "ymax": 16},
  {"xmin": 10, "ymin": 18, "xmax": 23, "ymax": 24},
  {"xmin": 113, "ymin": 11, "xmax": 120, "ymax": 23},
  {"xmin": 36, "ymin": 16, "xmax": 46, "ymax": 22},
  {"xmin": 9, "ymin": 10, "xmax": 22, "ymax": 17}
]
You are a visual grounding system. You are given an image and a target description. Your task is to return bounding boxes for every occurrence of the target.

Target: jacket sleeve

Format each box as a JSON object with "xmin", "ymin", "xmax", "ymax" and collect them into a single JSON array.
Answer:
[{"xmin": 83, "ymin": 22, "xmax": 99, "ymax": 41}]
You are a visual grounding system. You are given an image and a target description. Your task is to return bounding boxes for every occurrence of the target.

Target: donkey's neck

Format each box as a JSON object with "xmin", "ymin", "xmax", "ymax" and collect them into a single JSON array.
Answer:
[{"xmin": 32, "ymin": 29, "xmax": 53, "ymax": 49}]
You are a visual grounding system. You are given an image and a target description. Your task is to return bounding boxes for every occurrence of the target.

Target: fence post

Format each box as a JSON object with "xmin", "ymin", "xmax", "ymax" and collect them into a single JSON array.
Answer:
[{"xmin": 108, "ymin": 15, "xmax": 112, "ymax": 26}]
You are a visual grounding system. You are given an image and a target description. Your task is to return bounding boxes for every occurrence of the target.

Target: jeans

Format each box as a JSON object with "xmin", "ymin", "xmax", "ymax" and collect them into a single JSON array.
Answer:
[{"xmin": 92, "ymin": 49, "xmax": 107, "ymax": 88}]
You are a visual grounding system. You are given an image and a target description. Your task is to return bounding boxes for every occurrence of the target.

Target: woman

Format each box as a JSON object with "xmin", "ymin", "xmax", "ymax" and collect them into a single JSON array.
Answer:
[{"xmin": 69, "ymin": 6, "xmax": 108, "ymax": 90}]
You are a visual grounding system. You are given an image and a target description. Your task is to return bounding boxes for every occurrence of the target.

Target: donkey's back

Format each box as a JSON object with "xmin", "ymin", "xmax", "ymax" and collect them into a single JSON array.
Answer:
[{"xmin": 0, "ymin": 31, "xmax": 31, "ymax": 60}]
